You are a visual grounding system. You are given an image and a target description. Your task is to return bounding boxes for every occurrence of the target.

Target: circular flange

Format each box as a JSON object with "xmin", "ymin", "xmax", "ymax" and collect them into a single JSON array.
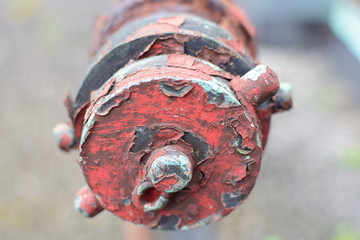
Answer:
[{"xmin": 79, "ymin": 55, "xmax": 263, "ymax": 230}]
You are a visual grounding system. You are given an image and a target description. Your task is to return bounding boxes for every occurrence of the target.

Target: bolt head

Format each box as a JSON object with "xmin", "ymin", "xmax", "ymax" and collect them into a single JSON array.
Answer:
[{"xmin": 148, "ymin": 147, "xmax": 193, "ymax": 193}]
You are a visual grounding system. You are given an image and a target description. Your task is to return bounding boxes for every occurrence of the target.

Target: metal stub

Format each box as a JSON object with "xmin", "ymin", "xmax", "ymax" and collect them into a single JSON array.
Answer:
[
  {"xmin": 273, "ymin": 82, "xmax": 292, "ymax": 112},
  {"xmin": 131, "ymin": 145, "xmax": 194, "ymax": 213},
  {"xmin": 53, "ymin": 123, "xmax": 76, "ymax": 151},
  {"xmin": 79, "ymin": 55, "xmax": 263, "ymax": 230},
  {"xmin": 230, "ymin": 65, "xmax": 280, "ymax": 107},
  {"xmin": 147, "ymin": 146, "xmax": 194, "ymax": 193},
  {"xmin": 255, "ymin": 81, "xmax": 292, "ymax": 147},
  {"xmin": 74, "ymin": 186, "xmax": 104, "ymax": 217}
]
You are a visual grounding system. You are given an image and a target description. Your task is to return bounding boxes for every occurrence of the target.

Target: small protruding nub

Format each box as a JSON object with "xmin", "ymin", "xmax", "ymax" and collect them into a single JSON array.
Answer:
[
  {"xmin": 230, "ymin": 64, "xmax": 280, "ymax": 106},
  {"xmin": 74, "ymin": 186, "xmax": 104, "ymax": 217},
  {"xmin": 53, "ymin": 123, "xmax": 76, "ymax": 151},
  {"xmin": 147, "ymin": 146, "xmax": 194, "ymax": 193},
  {"xmin": 273, "ymin": 82, "xmax": 292, "ymax": 112}
]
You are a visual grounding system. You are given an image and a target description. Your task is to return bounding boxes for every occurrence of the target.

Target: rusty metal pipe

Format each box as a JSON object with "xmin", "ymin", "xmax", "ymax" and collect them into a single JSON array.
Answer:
[{"xmin": 54, "ymin": 0, "xmax": 292, "ymax": 231}]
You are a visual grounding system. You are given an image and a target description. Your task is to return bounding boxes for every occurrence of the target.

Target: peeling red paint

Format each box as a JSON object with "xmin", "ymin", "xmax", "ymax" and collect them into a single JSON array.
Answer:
[
  {"xmin": 196, "ymin": 46, "xmax": 232, "ymax": 66},
  {"xmin": 138, "ymin": 37, "xmax": 186, "ymax": 59},
  {"xmin": 78, "ymin": 56, "xmax": 264, "ymax": 229},
  {"xmin": 55, "ymin": 0, "xmax": 292, "ymax": 231}
]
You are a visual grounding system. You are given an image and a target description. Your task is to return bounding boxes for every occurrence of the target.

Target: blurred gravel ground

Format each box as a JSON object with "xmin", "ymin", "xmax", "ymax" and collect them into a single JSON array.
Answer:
[{"xmin": 0, "ymin": 1, "xmax": 359, "ymax": 240}]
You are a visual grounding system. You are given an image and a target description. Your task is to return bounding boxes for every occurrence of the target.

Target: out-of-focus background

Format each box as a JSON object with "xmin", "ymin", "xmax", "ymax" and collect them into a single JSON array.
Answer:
[{"xmin": 0, "ymin": 0, "xmax": 359, "ymax": 239}]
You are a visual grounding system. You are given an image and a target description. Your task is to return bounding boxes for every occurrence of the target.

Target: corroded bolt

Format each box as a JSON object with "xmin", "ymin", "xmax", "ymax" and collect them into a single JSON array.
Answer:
[
  {"xmin": 147, "ymin": 146, "xmax": 194, "ymax": 193},
  {"xmin": 132, "ymin": 146, "xmax": 194, "ymax": 212}
]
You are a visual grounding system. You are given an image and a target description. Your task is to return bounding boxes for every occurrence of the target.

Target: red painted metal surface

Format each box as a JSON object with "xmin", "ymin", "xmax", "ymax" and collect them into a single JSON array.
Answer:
[{"xmin": 54, "ymin": 0, "xmax": 292, "ymax": 230}]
